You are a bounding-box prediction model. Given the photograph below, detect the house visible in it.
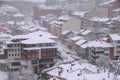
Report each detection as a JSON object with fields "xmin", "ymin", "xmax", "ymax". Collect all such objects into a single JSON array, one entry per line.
[
  {"xmin": 42, "ymin": 61, "xmax": 114, "ymax": 80},
  {"xmin": 81, "ymin": 39, "xmax": 114, "ymax": 63},
  {"xmin": 109, "ymin": 33, "xmax": 120, "ymax": 59},
  {"xmin": 78, "ymin": 28, "xmax": 96, "ymax": 40},
  {"xmin": 48, "ymin": 15, "xmax": 71, "ymax": 36},
  {"xmin": 0, "ymin": 33, "xmax": 12, "ymax": 59},
  {"xmin": 99, "ymin": 0, "xmax": 120, "ymax": 17},
  {"xmin": 61, "ymin": 17, "xmax": 81, "ymax": 32},
  {"xmin": 12, "ymin": 12, "xmax": 25, "ymax": 22},
  {"xmin": 90, "ymin": 17, "xmax": 110, "ymax": 27},
  {"xmin": 21, "ymin": 36, "xmax": 57, "ymax": 74},
  {"xmin": 33, "ymin": 4, "xmax": 62, "ymax": 20},
  {"xmin": 0, "ymin": 5, "xmax": 18, "ymax": 23},
  {"xmin": 49, "ymin": 24, "xmax": 62, "ymax": 37},
  {"xmin": 68, "ymin": 36, "xmax": 85, "ymax": 50},
  {"xmin": 0, "ymin": 59, "xmax": 8, "ymax": 71},
  {"xmin": 75, "ymin": 38, "xmax": 88, "ymax": 58},
  {"xmin": 60, "ymin": 30, "xmax": 75, "ymax": 46},
  {"xmin": 39, "ymin": 14, "xmax": 58, "ymax": 27},
  {"xmin": 3, "ymin": 31, "xmax": 58, "ymax": 74}
]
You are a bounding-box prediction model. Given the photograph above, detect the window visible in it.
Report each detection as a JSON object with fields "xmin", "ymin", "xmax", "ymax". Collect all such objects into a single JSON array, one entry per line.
[
  {"xmin": 117, "ymin": 51, "xmax": 120, "ymax": 53},
  {"xmin": 9, "ymin": 54, "xmax": 10, "ymax": 56},
  {"xmin": 11, "ymin": 62, "xmax": 20, "ymax": 66},
  {"xmin": 42, "ymin": 53, "xmax": 46, "ymax": 57},
  {"xmin": 117, "ymin": 41, "xmax": 120, "ymax": 43},
  {"xmin": 31, "ymin": 60, "xmax": 38, "ymax": 64},
  {"xmin": 117, "ymin": 46, "xmax": 120, "ymax": 48}
]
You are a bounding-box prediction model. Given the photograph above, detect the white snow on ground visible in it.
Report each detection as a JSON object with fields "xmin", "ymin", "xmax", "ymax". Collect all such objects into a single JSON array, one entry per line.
[
  {"xmin": 0, "ymin": 71, "xmax": 8, "ymax": 80},
  {"xmin": 57, "ymin": 43, "xmax": 77, "ymax": 62}
]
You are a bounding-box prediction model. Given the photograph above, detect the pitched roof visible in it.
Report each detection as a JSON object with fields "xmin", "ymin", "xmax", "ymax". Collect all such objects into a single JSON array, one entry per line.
[
  {"xmin": 81, "ymin": 40, "xmax": 113, "ymax": 48},
  {"xmin": 109, "ymin": 33, "xmax": 120, "ymax": 41}
]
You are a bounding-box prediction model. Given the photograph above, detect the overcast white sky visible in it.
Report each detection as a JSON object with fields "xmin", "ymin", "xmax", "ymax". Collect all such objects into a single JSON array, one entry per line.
[{"xmin": 0, "ymin": 0, "xmax": 46, "ymax": 3}]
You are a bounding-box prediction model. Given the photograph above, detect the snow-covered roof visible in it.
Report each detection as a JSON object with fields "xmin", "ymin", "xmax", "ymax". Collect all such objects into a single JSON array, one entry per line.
[
  {"xmin": 6, "ymin": 21, "xmax": 14, "ymax": 25},
  {"xmin": 28, "ymin": 27, "xmax": 39, "ymax": 32},
  {"xmin": 13, "ymin": 31, "xmax": 57, "ymax": 39},
  {"xmin": 99, "ymin": 0, "xmax": 116, "ymax": 6},
  {"xmin": 73, "ymin": 11, "xmax": 87, "ymax": 17},
  {"xmin": 61, "ymin": 30, "xmax": 73, "ymax": 35},
  {"xmin": 81, "ymin": 40, "xmax": 113, "ymax": 48},
  {"xmin": 111, "ymin": 16, "xmax": 120, "ymax": 21},
  {"xmin": 67, "ymin": 71, "xmax": 114, "ymax": 80},
  {"xmin": 90, "ymin": 17, "xmax": 109, "ymax": 22},
  {"xmin": 39, "ymin": 4, "xmax": 62, "ymax": 10},
  {"xmin": 50, "ymin": 20, "xmax": 64, "ymax": 25},
  {"xmin": 109, "ymin": 33, "xmax": 120, "ymax": 41},
  {"xmin": 75, "ymin": 39, "xmax": 87, "ymax": 45},
  {"xmin": 69, "ymin": 36, "xmax": 84, "ymax": 41},
  {"xmin": 13, "ymin": 13, "xmax": 25, "ymax": 17},
  {"xmin": 82, "ymin": 30, "xmax": 91, "ymax": 35},
  {"xmin": 21, "ymin": 36, "xmax": 55, "ymax": 44},
  {"xmin": 100, "ymin": 28, "xmax": 110, "ymax": 34},
  {"xmin": 113, "ymin": 8, "xmax": 120, "ymax": 12},
  {"xmin": 46, "ymin": 61, "xmax": 99, "ymax": 80},
  {"xmin": 23, "ymin": 46, "xmax": 57, "ymax": 50},
  {"xmin": 79, "ymin": 29, "xmax": 92, "ymax": 35},
  {"xmin": 17, "ymin": 21, "xmax": 26, "ymax": 26},
  {"xmin": 0, "ymin": 33, "xmax": 12, "ymax": 40},
  {"xmin": 0, "ymin": 5, "xmax": 18, "ymax": 13},
  {"xmin": 58, "ymin": 15, "xmax": 71, "ymax": 21}
]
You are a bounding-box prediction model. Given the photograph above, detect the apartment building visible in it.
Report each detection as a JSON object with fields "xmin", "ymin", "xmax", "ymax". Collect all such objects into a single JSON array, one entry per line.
[
  {"xmin": 81, "ymin": 40, "xmax": 113, "ymax": 63},
  {"xmin": 21, "ymin": 36, "xmax": 57, "ymax": 74},
  {"xmin": 109, "ymin": 33, "xmax": 120, "ymax": 59},
  {"xmin": 3, "ymin": 31, "xmax": 58, "ymax": 74}
]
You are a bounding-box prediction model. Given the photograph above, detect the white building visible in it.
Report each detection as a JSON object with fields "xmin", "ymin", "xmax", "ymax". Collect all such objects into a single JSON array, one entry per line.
[
  {"xmin": 109, "ymin": 33, "xmax": 120, "ymax": 59},
  {"xmin": 81, "ymin": 39, "xmax": 113, "ymax": 63}
]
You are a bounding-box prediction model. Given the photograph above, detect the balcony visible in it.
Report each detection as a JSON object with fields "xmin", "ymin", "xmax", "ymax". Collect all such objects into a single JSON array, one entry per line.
[
  {"xmin": 31, "ymin": 59, "xmax": 54, "ymax": 65},
  {"xmin": 92, "ymin": 50, "xmax": 104, "ymax": 54},
  {"xmin": 39, "ymin": 59, "xmax": 54, "ymax": 64}
]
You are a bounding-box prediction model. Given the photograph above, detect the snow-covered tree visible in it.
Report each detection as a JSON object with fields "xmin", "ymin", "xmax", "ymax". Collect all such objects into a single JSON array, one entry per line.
[{"xmin": 96, "ymin": 55, "xmax": 110, "ymax": 70}]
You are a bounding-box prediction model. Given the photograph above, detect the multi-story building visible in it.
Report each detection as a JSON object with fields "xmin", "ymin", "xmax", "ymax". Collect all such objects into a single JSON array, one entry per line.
[
  {"xmin": 4, "ymin": 31, "xmax": 58, "ymax": 74},
  {"xmin": 109, "ymin": 33, "xmax": 120, "ymax": 59},
  {"xmin": 33, "ymin": 4, "xmax": 62, "ymax": 20},
  {"xmin": 21, "ymin": 36, "xmax": 57, "ymax": 74},
  {"xmin": 81, "ymin": 40, "xmax": 114, "ymax": 63}
]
